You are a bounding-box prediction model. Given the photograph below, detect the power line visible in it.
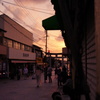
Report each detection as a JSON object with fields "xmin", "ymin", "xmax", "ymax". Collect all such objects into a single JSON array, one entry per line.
[
  {"xmin": 0, "ymin": 1, "xmax": 63, "ymax": 52},
  {"xmin": 15, "ymin": 0, "xmax": 42, "ymax": 34},
  {"xmin": 1, "ymin": 1, "xmax": 54, "ymax": 15},
  {"xmin": 2, "ymin": 0, "xmax": 47, "ymax": 40},
  {"xmin": 14, "ymin": 0, "xmax": 54, "ymax": 11},
  {"xmin": 0, "ymin": 4, "xmax": 46, "ymax": 43},
  {"xmin": 0, "ymin": 11, "xmax": 33, "ymax": 41}
]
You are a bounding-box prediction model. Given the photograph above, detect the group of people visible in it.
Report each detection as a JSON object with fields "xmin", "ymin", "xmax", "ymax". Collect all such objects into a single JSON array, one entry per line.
[
  {"xmin": 55, "ymin": 66, "xmax": 68, "ymax": 87},
  {"xmin": 16, "ymin": 66, "xmax": 28, "ymax": 80},
  {"xmin": 55, "ymin": 66, "xmax": 73, "ymax": 97},
  {"xmin": 44, "ymin": 65, "xmax": 52, "ymax": 83}
]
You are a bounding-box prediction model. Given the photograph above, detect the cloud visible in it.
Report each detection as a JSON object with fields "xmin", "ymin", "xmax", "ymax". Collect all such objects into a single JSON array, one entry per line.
[
  {"xmin": 18, "ymin": 0, "xmax": 47, "ymax": 4},
  {"xmin": 55, "ymin": 35, "xmax": 64, "ymax": 41}
]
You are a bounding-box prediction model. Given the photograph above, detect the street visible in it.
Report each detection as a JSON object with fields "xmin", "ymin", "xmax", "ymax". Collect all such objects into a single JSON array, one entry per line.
[{"xmin": 0, "ymin": 71, "xmax": 70, "ymax": 100}]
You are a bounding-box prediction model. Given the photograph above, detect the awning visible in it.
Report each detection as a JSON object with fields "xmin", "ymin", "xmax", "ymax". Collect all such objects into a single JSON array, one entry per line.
[
  {"xmin": 42, "ymin": 15, "xmax": 60, "ymax": 30},
  {"xmin": 11, "ymin": 60, "xmax": 36, "ymax": 63}
]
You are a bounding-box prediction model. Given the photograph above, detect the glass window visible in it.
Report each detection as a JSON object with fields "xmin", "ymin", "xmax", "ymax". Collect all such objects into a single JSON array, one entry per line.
[
  {"xmin": 0, "ymin": 36, "xmax": 3, "ymax": 44},
  {"xmin": 24, "ymin": 45, "xmax": 28, "ymax": 51},
  {"xmin": 3, "ymin": 38, "xmax": 7, "ymax": 46},
  {"xmin": 16, "ymin": 42, "xmax": 20, "ymax": 49},
  {"xmin": 8, "ymin": 39, "xmax": 12, "ymax": 48},
  {"xmin": 24, "ymin": 45, "xmax": 32, "ymax": 51},
  {"xmin": 13, "ymin": 42, "xmax": 20, "ymax": 49},
  {"xmin": 20, "ymin": 44, "xmax": 24, "ymax": 50}
]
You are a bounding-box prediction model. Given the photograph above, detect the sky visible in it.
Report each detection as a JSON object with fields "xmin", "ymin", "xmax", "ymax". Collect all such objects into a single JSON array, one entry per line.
[{"xmin": 0, "ymin": 0, "xmax": 65, "ymax": 53}]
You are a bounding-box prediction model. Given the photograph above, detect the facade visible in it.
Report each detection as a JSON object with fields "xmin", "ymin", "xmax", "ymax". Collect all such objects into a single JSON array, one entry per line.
[
  {"xmin": 0, "ymin": 14, "xmax": 36, "ymax": 78},
  {"xmin": 0, "ymin": 28, "xmax": 7, "ymax": 78},
  {"xmin": 32, "ymin": 45, "xmax": 43, "ymax": 65},
  {"xmin": 43, "ymin": 0, "xmax": 100, "ymax": 100}
]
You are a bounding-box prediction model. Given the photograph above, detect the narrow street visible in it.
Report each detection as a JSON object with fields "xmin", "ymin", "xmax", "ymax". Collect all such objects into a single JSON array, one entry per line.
[{"xmin": 0, "ymin": 70, "xmax": 70, "ymax": 100}]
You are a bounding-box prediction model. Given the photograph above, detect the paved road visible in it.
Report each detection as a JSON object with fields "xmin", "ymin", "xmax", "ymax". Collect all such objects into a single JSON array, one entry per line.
[{"xmin": 0, "ymin": 71, "xmax": 70, "ymax": 100}]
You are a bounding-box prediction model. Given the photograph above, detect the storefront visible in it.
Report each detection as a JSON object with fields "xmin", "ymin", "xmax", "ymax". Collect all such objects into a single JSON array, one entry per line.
[
  {"xmin": 8, "ymin": 48, "xmax": 36, "ymax": 79},
  {"xmin": 0, "ymin": 28, "xmax": 7, "ymax": 78}
]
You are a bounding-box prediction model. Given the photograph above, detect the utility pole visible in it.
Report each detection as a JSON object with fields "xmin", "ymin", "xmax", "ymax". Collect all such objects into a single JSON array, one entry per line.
[{"xmin": 45, "ymin": 30, "xmax": 48, "ymax": 54}]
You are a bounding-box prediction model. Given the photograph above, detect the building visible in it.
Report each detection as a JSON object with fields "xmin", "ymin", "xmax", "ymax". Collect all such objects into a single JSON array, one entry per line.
[
  {"xmin": 0, "ymin": 28, "xmax": 7, "ymax": 78},
  {"xmin": 0, "ymin": 14, "xmax": 36, "ymax": 78},
  {"xmin": 32, "ymin": 45, "xmax": 43, "ymax": 66},
  {"xmin": 43, "ymin": 0, "xmax": 100, "ymax": 100}
]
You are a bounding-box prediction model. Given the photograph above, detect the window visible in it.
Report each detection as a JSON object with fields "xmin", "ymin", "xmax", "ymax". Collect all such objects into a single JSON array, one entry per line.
[
  {"xmin": 20, "ymin": 44, "xmax": 24, "ymax": 50},
  {"xmin": 8, "ymin": 39, "xmax": 12, "ymax": 48},
  {"xmin": 13, "ymin": 41, "xmax": 20, "ymax": 49},
  {"xmin": 0, "ymin": 36, "xmax": 3, "ymax": 44},
  {"xmin": 16, "ymin": 42, "xmax": 20, "ymax": 49},
  {"xmin": 3, "ymin": 38, "xmax": 7, "ymax": 46},
  {"xmin": 24, "ymin": 45, "xmax": 32, "ymax": 51}
]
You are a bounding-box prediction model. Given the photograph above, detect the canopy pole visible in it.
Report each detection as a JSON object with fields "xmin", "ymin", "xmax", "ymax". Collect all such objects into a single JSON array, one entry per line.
[{"xmin": 45, "ymin": 30, "xmax": 48, "ymax": 54}]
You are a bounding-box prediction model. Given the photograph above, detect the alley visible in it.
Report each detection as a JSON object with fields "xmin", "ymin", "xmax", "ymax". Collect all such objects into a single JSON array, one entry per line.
[{"xmin": 0, "ymin": 70, "xmax": 70, "ymax": 100}]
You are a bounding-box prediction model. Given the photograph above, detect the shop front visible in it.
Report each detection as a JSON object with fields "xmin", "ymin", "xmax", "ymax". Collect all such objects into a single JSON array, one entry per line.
[
  {"xmin": 0, "ymin": 45, "xmax": 8, "ymax": 78},
  {"xmin": 8, "ymin": 48, "xmax": 36, "ymax": 79}
]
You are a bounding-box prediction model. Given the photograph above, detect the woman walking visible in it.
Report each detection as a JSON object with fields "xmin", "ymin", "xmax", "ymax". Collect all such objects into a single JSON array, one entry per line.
[{"xmin": 35, "ymin": 65, "xmax": 42, "ymax": 87}]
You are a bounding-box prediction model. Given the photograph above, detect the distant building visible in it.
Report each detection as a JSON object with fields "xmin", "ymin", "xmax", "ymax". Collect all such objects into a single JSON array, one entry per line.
[
  {"xmin": 0, "ymin": 14, "xmax": 36, "ymax": 78},
  {"xmin": 32, "ymin": 45, "xmax": 43, "ymax": 65}
]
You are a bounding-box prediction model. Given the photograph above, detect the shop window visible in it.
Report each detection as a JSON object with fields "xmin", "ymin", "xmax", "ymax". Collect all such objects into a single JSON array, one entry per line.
[
  {"xmin": 16, "ymin": 42, "xmax": 20, "ymax": 49},
  {"xmin": 20, "ymin": 44, "xmax": 24, "ymax": 50},
  {"xmin": 29, "ymin": 47, "xmax": 32, "ymax": 52},
  {"xmin": 8, "ymin": 39, "xmax": 12, "ymax": 48},
  {"xmin": 0, "ymin": 36, "xmax": 3, "ymax": 44},
  {"xmin": 3, "ymin": 38, "xmax": 7, "ymax": 46},
  {"xmin": 24, "ymin": 45, "xmax": 32, "ymax": 51},
  {"xmin": 13, "ymin": 41, "xmax": 20, "ymax": 49}
]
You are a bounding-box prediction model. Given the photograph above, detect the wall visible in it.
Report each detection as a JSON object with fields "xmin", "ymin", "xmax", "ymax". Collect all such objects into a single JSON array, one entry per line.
[
  {"xmin": 82, "ymin": 0, "xmax": 97, "ymax": 100},
  {"xmin": 9, "ymin": 48, "xmax": 36, "ymax": 60},
  {"xmin": 94, "ymin": 0, "xmax": 100, "ymax": 99},
  {"xmin": 0, "ymin": 14, "xmax": 33, "ymax": 46}
]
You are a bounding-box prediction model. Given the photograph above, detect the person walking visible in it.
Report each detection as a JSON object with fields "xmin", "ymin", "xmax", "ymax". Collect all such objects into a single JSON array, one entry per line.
[
  {"xmin": 61, "ymin": 66, "xmax": 68, "ymax": 84},
  {"xmin": 35, "ymin": 65, "xmax": 42, "ymax": 87},
  {"xmin": 16, "ymin": 66, "xmax": 21, "ymax": 80},
  {"xmin": 54, "ymin": 67, "xmax": 58, "ymax": 78},
  {"xmin": 23, "ymin": 66, "xmax": 28, "ymax": 80},
  {"xmin": 47, "ymin": 66, "xmax": 52, "ymax": 83},
  {"xmin": 57, "ymin": 67, "xmax": 62, "ymax": 87},
  {"xmin": 43, "ymin": 65, "xmax": 48, "ymax": 83}
]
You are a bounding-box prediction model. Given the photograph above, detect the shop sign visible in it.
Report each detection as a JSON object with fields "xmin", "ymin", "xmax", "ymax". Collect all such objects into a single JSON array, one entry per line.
[
  {"xmin": 36, "ymin": 57, "xmax": 43, "ymax": 63},
  {"xmin": 23, "ymin": 53, "xmax": 29, "ymax": 57}
]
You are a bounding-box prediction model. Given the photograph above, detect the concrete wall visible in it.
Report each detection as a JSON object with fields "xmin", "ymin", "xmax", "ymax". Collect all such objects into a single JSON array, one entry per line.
[
  {"xmin": 0, "ymin": 14, "xmax": 33, "ymax": 46},
  {"xmin": 9, "ymin": 48, "xmax": 36, "ymax": 60}
]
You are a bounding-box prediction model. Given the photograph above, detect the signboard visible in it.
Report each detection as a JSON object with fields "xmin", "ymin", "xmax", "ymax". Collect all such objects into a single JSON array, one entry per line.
[
  {"xmin": 9, "ymin": 48, "xmax": 36, "ymax": 60},
  {"xmin": 36, "ymin": 57, "xmax": 43, "ymax": 63}
]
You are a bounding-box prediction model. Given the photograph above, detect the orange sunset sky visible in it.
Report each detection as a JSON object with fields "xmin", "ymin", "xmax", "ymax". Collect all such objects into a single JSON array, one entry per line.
[{"xmin": 0, "ymin": 0, "xmax": 66, "ymax": 53}]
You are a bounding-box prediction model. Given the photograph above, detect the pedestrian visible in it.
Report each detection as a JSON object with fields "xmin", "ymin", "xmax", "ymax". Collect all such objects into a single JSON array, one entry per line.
[
  {"xmin": 35, "ymin": 65, "xmax": 42, "ymax": 87},
  {"xmin": 47, "ymin": 66, "xmax": 52, "ymax": 83},
  {"xmin": 16, "ymin": 66, "xmax": 21, "ymax": 80},
  {"xmin": 57, "ymin": 67, "xmax": 62, "ymax": 87},
  {"xmin": 54, "ymin": 67, "xmax": 58, "ymax": 78},
  {"xmin": 23, "ymin": 66, "xmax": 28, "ymax": 80},
  {"xmin": 61, "ymin": 66, "xmax": 68, "ymax": 84},
  {"xmin": 43, "ymin": 65, "xmax": 48, "ymax": 83}
]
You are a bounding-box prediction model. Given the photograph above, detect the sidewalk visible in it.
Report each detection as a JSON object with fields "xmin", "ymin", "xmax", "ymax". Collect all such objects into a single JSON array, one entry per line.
[{"xmin": 0, "ymin": 71, "xmax": 70, "ymax": 100}]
